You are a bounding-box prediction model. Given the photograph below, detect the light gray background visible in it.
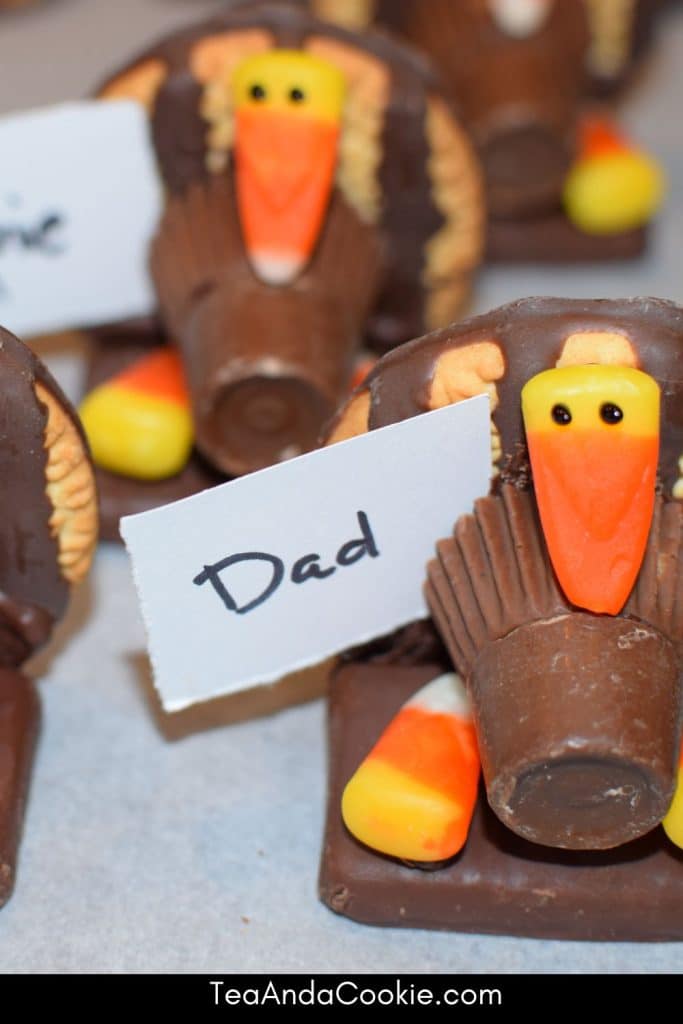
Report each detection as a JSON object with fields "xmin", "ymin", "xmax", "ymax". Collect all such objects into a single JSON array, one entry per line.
[{"xmin": 0, "ymin": 0, "xmax": 681, "ymax": 974}]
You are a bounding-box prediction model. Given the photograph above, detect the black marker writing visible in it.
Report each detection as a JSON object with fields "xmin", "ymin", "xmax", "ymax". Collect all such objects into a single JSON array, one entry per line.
[
  {"xmin": 193, "ymin": 511, "xmax": 379, "ymax": 615},
  {"xmin": 0, "ymin": 211, "xmax": 66, "ymax": 256},
  {"xmin": 0, "ymin": 203, "xmax": 67, "ymax": 297},
  {"xmin": 193, "ymin": 552, "xmax": 284, "ymax": 615}
]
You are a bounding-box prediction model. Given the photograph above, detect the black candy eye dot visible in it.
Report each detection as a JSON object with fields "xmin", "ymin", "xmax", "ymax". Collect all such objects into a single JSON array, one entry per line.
[
  {"xmin": 249, "ymin": 83, "xmax": 266, "ymax": 101},
  {"xmin": 289, "ymin": 86, "xmax": 306, "ymax": 103},
  {"xmin": 551, "ymin": 403, "xmax": 572, "ymax": 426},
  {"xmin": 600, "ymin": 402, "xmax": 624, "ymax": 425}
]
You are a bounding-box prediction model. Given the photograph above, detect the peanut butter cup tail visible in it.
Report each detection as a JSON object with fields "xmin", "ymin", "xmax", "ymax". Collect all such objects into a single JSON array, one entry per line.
[
  {"xmin": 0, "ymin": 671, "xmax": 39, "ymax": 909},
  {"xmin": 426, "ymin": 486, "xmax": 683, "ymax": 851},
  {"xmin": 151, "ymin": 176, "xmax": 381, "ymax": 477}
]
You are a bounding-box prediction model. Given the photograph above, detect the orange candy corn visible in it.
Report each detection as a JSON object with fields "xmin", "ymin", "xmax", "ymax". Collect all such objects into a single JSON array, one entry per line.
[
  {"xmin": 578, "ymin": 115, "xmax": 632, "ymax": 160},
  {"xmin": 342, "ymin": 672, "xmax": 480, "ymax": 862},
  {"xmin": 231, "ymin": 51, "xmax": 345, "ymax": 284},
  {"xmin": 79, "ymin": 348, "xmax": 194, "ymax": 481},
  {"xmin": 522, "ymin": 365, "xmax": 660, "ymax": 615}
]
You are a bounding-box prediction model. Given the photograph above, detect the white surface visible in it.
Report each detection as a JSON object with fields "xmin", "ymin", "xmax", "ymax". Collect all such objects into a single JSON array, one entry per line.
[
  {"xmin": 0, "ymin": 101, "xmax": 161, "ymax": 335},
  {"xmin": 0, "ymin": 0, "xmax": 682, "ymax": 975},
  {"xmin": 122, "ymin": 397, "xmax": 490, "ymax": 710}
]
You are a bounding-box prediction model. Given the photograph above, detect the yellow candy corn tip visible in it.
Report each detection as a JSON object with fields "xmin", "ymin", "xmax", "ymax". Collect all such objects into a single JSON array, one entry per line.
[
  {"xmin": 232, "ymin": 49, "xmax": 346, "ymax": 122},
  {"xmin": 341, "ymin": 759, "xmax": 467, "ymax": 863},
  {"xmin": 563, "ymin": 150, "xmax": 665, "ymax": 235},
  {"xmin": 521, "ymin": 364, "xmax": 660, "ymax": 437},
  {"xmin": 79, "ymin": 384, "xmax": 193, "ymax": 481},
  {"xmin": 663, "ymin": 768, "xmax": 683, "ymax": 851}
]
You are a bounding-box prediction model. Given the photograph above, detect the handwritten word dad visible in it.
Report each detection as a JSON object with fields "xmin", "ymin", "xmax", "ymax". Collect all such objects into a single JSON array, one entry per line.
[{"xmin": 193, "ymin": 510, "xmax": 379, "ymax": 615}]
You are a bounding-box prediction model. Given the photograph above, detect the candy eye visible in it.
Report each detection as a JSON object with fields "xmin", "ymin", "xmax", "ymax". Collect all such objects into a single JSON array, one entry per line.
[
  {"xmin": 289, "ymin": 86, "xmax": 306, "ymax": 103},
  {"xmin": 551, "ymin": 404, "xmax": 572, "ymax": 426},
  {"xmin": 249, "ymin": 83, "xmax": 266, "ymax": 101},
  {"xmin": 600, "ymin": 402, "xmax": 624, "ymax": 425}
]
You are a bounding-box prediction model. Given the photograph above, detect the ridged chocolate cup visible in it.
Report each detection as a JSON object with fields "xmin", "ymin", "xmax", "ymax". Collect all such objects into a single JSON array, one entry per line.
[
  {"xmin": 426, "ymin": 486, "xmax": 683, "ymax": 851},
  {"xmin": 375, "ymin": 0, "xmax": 588, "ymax": 217},
  {"xmin": 471, "ymin": 614, "xmax": 681, "ymax": 850},
  {"xmin": 181, "ymin": 283, "xmax": 353, "ymax": 476},
  {"xmin": 151, "ymin": 177, "xmax": 381, "ymax": 476}
]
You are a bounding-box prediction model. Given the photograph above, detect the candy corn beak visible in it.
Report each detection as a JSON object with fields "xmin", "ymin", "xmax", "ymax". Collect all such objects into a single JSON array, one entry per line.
[
  {"xmin": 488, "ymin": 0, "xmax": 553, "ymax": 38},
  {"xmin": 342, "ymin": 673, "xmax": 479, "ymax": 862},
  {"xmin": 231, "ymin": 50, "xmax": 346, "ymax": 285},
  {"xmin": 522, "ymin": 365, "xmax": 660, "ymax": 615}
]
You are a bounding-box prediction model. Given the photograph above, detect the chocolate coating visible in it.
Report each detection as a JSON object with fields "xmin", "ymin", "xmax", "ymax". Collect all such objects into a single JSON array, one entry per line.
[
  {"xmin": 0, "ymin": 328, "xmax": 96, "ymax": 912},
  {"xmin": 152, "ymin": 179, "xmax": 381, "ymax": 475},
  {"xmin": 100, "ymin": 0, "xmax": 481, "ymax": 355},
  {"xmin": 586, "ymin": 0, "xmax": 665, "ymax": 95},
  {"xmin": 95, "ymin": 460, "xmax": 221, "ymax": 543},
  {"xmin": 374, "ymin": 0, "xmax": 588, "ymax": 218},
  {"xmin": 111, "ymin": 1, "xmax": 454, "ymax": 470},
  {"xmin": 331, "ymin": 298, "xmax": 683, "ymax": 851},
  {"xmin": 370, "ymin": 59, "xmax": 443, "ymax": 349},
  {"xmin": 486, "ymin": 214, "xmax": 647, "ymax": 263},
  {"xmin": 0, "ymin": 325, "xmax": 79, "ymax": 652},
  {"xmin": 95, "ymin": 2, "xmax": 486, "ymax": 480},
  {"xmin": 0, "ymin": 669, "xmax": 39, "ymax": 909},
  {"xmin": 342, "ymin": 297, "xmax": 683, "ymax": 498},
  {"xmin": 426, "ymin": 486, "xmax": 683, "ymax": 849},
  {"xmin": 472, "ymin": 615, "xmax": 681, "ymax": 849},
  {"xmin": 320, "ymin": 661, "xmax": 683, "ymax": 939},
  {"xmin": 356, "ymin": 0, "xmax": 664, "ymax": 260}
]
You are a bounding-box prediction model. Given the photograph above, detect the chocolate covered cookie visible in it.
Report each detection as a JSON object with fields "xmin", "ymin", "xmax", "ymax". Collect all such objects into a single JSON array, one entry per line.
[{"xmin": 0, "ymin": 325, "xmax": 97, "ymax": 908}]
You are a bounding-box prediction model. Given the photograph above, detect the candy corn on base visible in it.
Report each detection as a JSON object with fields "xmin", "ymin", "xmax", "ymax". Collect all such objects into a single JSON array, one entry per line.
[
  {"xmin": 321, "ymin": 662, "xmax": 683, "ymax": 940},
  {"xmin": 80, "ymin": 348, "xmax": 193, "ymax": 481},
  {"xmin": 342, "ymin": 673, "xmax": 479, "ymax": 861}
]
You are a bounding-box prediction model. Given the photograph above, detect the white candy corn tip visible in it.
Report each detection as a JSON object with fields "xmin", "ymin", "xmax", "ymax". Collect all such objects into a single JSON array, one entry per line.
[
  {"xmin": 406, "ymin": 672, "xmax": 472, "ymax": 720},
  {"xmin": 488, "ymin": 0, "xmax": 552, "ymax": 37},
  {"xmin": 250, "ymin": 250, "xmax": 306, "ymax": 285}
]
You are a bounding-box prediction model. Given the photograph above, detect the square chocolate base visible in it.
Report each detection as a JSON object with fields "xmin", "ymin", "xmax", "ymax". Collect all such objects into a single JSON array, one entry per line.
[
  {"xmin": 319, "ymin": 662, "xmax": 683, "ymax": 940},
  {"xmin": 95, "ymin": 458, "xmax": 223, "ymax": 543},
  {"xmin": 486, "ymin": 215, "xmax": 647, "ymax": 263},
  {"xmin": 0, "ymin": 672, "xmax": 40, "ymax": 910}
]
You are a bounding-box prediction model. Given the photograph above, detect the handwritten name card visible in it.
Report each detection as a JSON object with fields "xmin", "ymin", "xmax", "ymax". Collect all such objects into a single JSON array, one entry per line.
[
  {"xmin": 121, "ymin": 395, "xmax": 491, "ymax": 711},
  {"xmin": 0, "ymin": 101, "xmax": 161, "ymax": 336}
]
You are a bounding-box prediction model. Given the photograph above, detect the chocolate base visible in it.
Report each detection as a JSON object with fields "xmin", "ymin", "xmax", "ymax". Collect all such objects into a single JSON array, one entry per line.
[
  {"xmin": 0, "ymin": 670, "xmax": 39, "ymax": 909},
  {"xmin": 486, "ymin": 214, "xmax": 647, "ymax": 263},
  {"xmin": 319, "ymin": 661, "xmax": 683, "ymax": 940},
  {"xmin": 95, "ymin": 458, "xmax": 223, "ymax": 543}
]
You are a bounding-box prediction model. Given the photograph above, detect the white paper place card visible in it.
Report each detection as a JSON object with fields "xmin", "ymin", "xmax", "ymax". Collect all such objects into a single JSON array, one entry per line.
[
  {"xmin": 121, "ymin": 395, "xmax": 491, "ymax": 711},
  {"xmin": 0, "ymin": 101, "xmax": 161, "ymax": 336}
]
